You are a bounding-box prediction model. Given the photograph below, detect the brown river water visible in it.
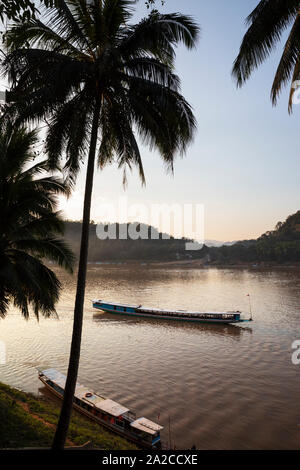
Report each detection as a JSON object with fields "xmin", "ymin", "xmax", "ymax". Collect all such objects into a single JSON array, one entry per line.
[{"xmin": 0, "ymin": 266, "xmax": 300, "ymax": 449}]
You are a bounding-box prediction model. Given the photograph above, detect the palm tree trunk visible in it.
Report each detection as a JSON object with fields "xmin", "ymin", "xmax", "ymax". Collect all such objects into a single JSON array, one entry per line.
[{"xmin": 52, "ymin": 99, "xmax": 101, "ymax": 450}]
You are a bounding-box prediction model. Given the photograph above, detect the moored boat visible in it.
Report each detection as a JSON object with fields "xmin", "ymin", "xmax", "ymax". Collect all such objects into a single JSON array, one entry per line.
[
  {"xmin": 38, "ymin": 369, "xmax": 163, "ymax": 449},
  {"xmin": 92, "ymin": 300, "xmax": 252, "ymax": 324}
]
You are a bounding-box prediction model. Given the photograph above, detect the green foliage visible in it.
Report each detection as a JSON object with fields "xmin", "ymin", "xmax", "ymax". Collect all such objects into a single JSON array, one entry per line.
[
  {"xmin": 0, "ymin": 382, "xmax": 54, "ymax": 448},
  {"xmin": 0, "ymin": 381, "xmax": 137, "ymax": 449},
  {"xmin": 0, "ymin": 123, "xmax": 75, "ymax": 318},
  {"xmin": 233, "ymin": 0, "xmax": 300, "ymax": 111}
]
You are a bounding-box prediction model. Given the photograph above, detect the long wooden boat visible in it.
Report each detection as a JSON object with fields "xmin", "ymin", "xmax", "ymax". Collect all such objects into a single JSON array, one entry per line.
[
  {"xmin": 92, "ymin": 300, "xmax": 252, "ymax": 324},
  {"xmin": 38, "ymin": 369, "xmax": 163, "ymax": 449}
]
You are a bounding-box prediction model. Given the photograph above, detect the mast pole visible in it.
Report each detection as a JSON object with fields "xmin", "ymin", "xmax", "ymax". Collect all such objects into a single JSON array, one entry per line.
[
  {"xmin": 168, "ymin": 415, "xmax": 172, "ymax": 449},
  {"xmin": 247, "ymin": 294, "xmax": 253, "ymax": 321}
]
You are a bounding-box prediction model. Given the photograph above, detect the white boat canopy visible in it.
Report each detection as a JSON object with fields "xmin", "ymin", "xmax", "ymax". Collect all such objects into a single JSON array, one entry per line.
[
  {"xmin": 42, "ymin": 369, "xmax": 129, "ymax": 417},
  {"xmin": 131, "ymin": 417, "xmax": 163, "ymax": 435},
  {"xmin": 42, "ymin": 369, "xmax": 68, "ymax": 388},
  {"xmin": 95, "ymin": 398, "xmax": 129, "ymax": 417}
]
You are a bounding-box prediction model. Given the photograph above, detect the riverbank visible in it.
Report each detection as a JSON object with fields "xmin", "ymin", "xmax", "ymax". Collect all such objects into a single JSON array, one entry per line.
[
  {"xmin": 86, "ymin": 259, "xmax": 300, "ymax": 269},
  {"xmin": 0, "ymin": 381, "xmax": 137, "ymax": 449}
]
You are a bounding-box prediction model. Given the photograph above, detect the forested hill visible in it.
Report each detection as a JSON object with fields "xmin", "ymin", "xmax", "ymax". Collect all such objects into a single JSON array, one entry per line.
[
  {"xmin": 64, "ymin": 221, "xmax": 195, "ymax": 262},
  {"xmin": 63, "ymin": 211, "xmax": 300, "ymax": 264},
  {"xmin": 207, "ymin": 211, "xmax": 300, "ymax": 265},
  {"xmin": 260, "ymin": 211, "xmax": 300, "ymax": 241}
]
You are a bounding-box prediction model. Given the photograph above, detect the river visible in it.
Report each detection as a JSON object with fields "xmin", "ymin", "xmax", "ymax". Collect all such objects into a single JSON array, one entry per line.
[{"xmin": 0, "ymin": 266, "xmax": 299, "ymax": 449}]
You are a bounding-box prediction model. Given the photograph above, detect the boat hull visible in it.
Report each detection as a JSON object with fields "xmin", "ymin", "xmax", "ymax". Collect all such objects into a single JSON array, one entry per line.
[
  {"xmin": 38, "ymin": 375, "xmax": 158, "ymax": 449},
  {"xmin": 93, "ymin": 304, "xmax": 248, "ymax": 324}
]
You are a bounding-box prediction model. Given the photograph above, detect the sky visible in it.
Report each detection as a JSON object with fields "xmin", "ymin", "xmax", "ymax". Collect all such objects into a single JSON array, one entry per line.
[{"xmin": 4, "ymin": 0, "xmax": 300, "ymax": 241}]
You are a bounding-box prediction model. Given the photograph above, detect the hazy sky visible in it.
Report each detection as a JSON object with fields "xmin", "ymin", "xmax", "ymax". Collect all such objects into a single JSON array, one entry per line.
[{"xmin": 6, "ymin": 1, "xmax": 300, "ymax": 241}]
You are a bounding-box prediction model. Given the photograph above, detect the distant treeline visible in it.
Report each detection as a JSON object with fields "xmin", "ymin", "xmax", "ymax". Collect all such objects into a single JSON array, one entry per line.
[
  {"xmin": 64, "ymin": 211, "xmax": 300, "ymax": 264},
  {"xmin": 64, "ymin": 221, "xmax": 196, "ymax": 262}
]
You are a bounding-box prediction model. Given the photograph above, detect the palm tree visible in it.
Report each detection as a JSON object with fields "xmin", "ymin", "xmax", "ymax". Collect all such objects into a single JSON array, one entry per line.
[
  {"xmin": 3, "ymin": 0, "xmax": 199, "ymax": 448},
  {"xmin": 232, "ymin": 0, "xmax": 300, "ymax": 111},
  {"xmin": 0, "ymin": 122, "xmax": 74, "ymax": 318}
]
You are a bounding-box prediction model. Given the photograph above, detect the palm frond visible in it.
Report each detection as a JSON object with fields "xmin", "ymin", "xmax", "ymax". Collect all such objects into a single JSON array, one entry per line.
[
  {"xmin": 3, "ymin": 48, "xmax": 90, "ymax": 126},
  {"xmin": 45, "ymin": 87, "xmax": 93, "ymax": 182},
  {"xmin": 11, "ymin": 238, "xmax": 75, "ymax": 273},
  {"xmin": 233, "ymin": 0, "xmax": 299, "ymax": 86},
  {"xmin": 123, "ymin": 57, "xmax": 180, "ymax": 91},
  {"xmin": 0, "ymin": 123, "xmax": 75, "ymax": 318},
  {"xmin": 119, "ymin": 12, "xmax": 199, "ymax": 64},
  {"xmin": 126, "ymin": 77, "xmax": 196, "ymax": 166},
  {"xmin": 102, "ymin": 0, "xmax": 135, "ymax": 37},
  {"xmin": 14, "ymin": 212, "xmax": 66, "ymax": 239},
  {"xmin": 9, "ymin": 250, "xmax": 61, "ymax": 319},
  {"xmin": 45, "ymin": 0, "xmax": 93, "ymax": 52},
  {"xmin": 6, "ymin": 17, "xmax": 89, "ymax": 59},
  {"xmin": 99, "ymin": 98, "xmax": 146, "ymax": 185},
  {"xmin": 271, "ymin": 12, "xmax": 300, "ymax": 108}
]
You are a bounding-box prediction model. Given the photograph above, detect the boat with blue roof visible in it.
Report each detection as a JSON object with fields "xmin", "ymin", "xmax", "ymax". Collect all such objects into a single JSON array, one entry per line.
[{"xmin": 92, "ymin": 300, "xmax": 253, "ymax": 324}]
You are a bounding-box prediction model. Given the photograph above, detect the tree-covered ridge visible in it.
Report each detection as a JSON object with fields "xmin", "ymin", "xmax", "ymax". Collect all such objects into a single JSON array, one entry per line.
[
  {"xmin": 64, "ymin": 221, "xmax": 193, "ymax": 262},
  {"xmin": 260, "ymin": 211, "xmax": 300, "ymax": 241},
  {"xmin": 208, "ymin": 211, "xmax": 300, "ymax": 265},
  {"xmin": 254, "ymin": 210, "xmax": 300, "ymax": 263},
  {"xmin": 64, "ymin": 211, "xmax": 300, "ymax": 264}
]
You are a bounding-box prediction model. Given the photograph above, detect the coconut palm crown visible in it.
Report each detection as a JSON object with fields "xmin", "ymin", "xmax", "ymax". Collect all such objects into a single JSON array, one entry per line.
[
  {"xmin": 232, "ymin": 0, "xmax": 300, "ymax": 111},
  {"xmin": 0, "ymin": 122, "xmax": 74, "ymax": 318},
  {"xmin": 3, "ymin": 0, "xmax": 199, "ymax": 181}
]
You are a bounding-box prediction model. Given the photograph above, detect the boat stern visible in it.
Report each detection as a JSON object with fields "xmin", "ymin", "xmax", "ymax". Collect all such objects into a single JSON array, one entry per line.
[{"xmin": 130, "ymin": 417, "xmax": 163, "ymax": 448}]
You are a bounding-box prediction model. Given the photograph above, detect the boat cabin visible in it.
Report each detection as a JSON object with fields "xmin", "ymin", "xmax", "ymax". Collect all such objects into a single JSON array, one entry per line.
[
  {"xmin": 39, "ymin": 369, "xmax": 163, "ymax": 448},
  {"xmin": 93, "ymin": 301, "xmax": 139, "ymax": 314},
  {"xmin": 130, "ymin": 417, "xmax": 163, "ymax": 446}
]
